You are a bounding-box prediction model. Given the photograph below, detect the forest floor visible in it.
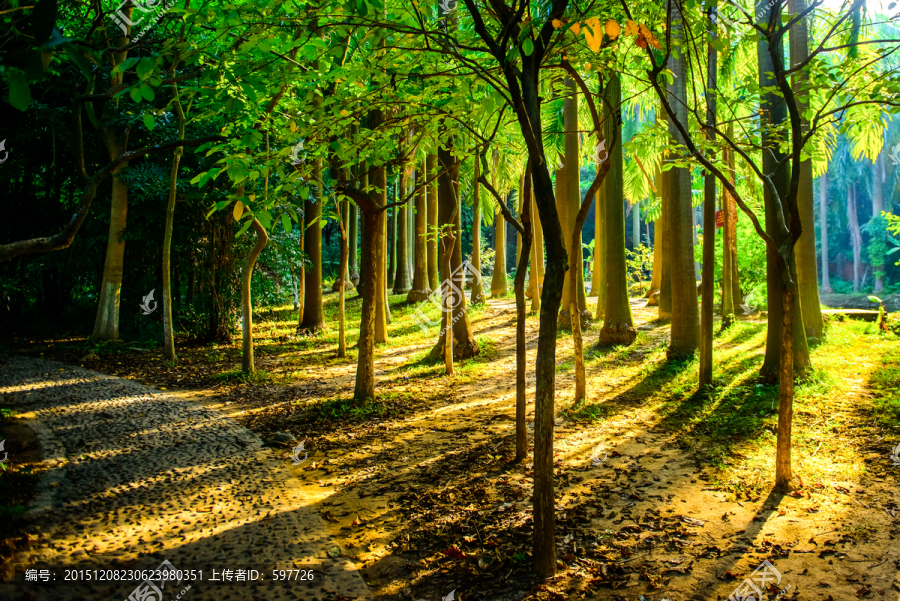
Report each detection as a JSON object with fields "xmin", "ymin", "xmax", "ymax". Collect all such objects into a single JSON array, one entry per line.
[{"xmin": 1, "ymin": 289, "xmax": 899, "ymax": 601}]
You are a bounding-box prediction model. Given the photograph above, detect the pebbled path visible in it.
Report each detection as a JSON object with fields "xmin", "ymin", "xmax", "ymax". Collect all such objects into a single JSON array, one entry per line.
[{"xmin": 0, "ymin": 356, "xmax": 371, "ymax": 601}]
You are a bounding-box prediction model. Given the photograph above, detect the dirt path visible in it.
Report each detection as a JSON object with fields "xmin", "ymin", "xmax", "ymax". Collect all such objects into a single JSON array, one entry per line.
[{"xmin": 0, "ymin": 356, "xmax": 371, "ymax": 601}]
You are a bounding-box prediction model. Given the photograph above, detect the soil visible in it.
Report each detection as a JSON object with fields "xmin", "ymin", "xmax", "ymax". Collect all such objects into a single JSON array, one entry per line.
[{"xmin": 3, "ymin": 296, "xmax": 899, "ymax": 601}]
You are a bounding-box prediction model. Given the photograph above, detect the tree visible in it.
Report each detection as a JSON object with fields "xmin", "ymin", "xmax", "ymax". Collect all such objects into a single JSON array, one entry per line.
[
  {"xmin": 820, "ymin": 170, "xmax": 832, "ymax": 293},
  {"xmin": 408, "ymin": 161, "xmax": 432, "ymax": 303},
  {"xmin": 470, "ymin": 157, "xmax": 486, "ymax": 304}
]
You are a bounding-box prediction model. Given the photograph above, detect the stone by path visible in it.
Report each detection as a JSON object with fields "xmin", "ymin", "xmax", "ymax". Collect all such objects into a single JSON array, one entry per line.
[{"xmin": 0, "ymin": 356, "xmax": 371, "ymax": 601}]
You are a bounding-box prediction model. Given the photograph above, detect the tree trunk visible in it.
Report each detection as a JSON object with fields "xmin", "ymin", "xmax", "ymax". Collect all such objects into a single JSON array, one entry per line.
[
  {"xmin": 242, "ymin": 218, "xmax": 268, "ymax": 373},
  {"xmin": 758, "ymin": 0, "xmax": 811, "ymax": 380},
  {"xmin": 531, "ymin": 184, "xmax": 544, "ymax": 313},
  {"xmin": 354, "ymin": 205, "xmax": 380, "ymax": 400},
  {"xmin": 721, "ymin": 132, "xmax": 739, "ymax": 325},
  {"xmin": 92, "ymin": 167, "xmax": 128, "ymax": 340},
  {"xmin": 375, "ymin": 166, "xmax": 389, "ymax": 343},
  {"xmin": 491, "ymin": 197, "xmax": 509, "ymax": 297},
  {"xmin": 775, "ymin": 281, "xmax": 795, "ymax": 489},
  {"xmin": 557, "ymin": 76, "xmax": 588, "ymax": 327},
  {"xmin": 848, "ymin": 185, "xmax": 862, "ymax": 292},
  {"xmin": 471, "ymin": 157, "xmax": 486, "ymax": 304},
  {"xmin": 408, "ymin": 163, "xmax": 432, "ymax": 303},
  {"xmin": 388, "ymin": 200, "xmax": 396, "ymax": 289},
  {"xmin": 632, "ymin": 201, "xmax": 641, "ymax": 249},
  {"xmin": 871, "ymin": 155, "xmax": 885, "ymax": 293},
  {"xmin": 393, "ymin": 171, "xmax": 411, "ymax": 293},
  {"xmin": 820, "ymin": 171, "xmax": 832, "ymax": 293},
  {"xmin": 597, "ymin": 74, "xmax": 636, "ymax": 347},
  {"xmin": 349, "ymin": 199, "xmax": 359, "ymax": 286},
  {"xmin": 700, "ymin": 11, "xmax": 717, "ymax": 386},
  {"xmin": 657, "ymin": 106, "xmax": 672, "ymax": 321},
  {"xmin": 515, "ymin": 160, "xmax": 533, "ymax": 460},
  {"xmin": 789, "ymin": 0, "xmax": 824, "ymax": 339},
  {"xmin": 162, "ymin": 146, "xmax": 182, "ymax": 361},
  {"xmin": 647, "ymin": 163, "xmax": 663, "ymax": 302},
  {"xmin": 429, "ymin": 145, "xmax": 479, "ymax": 361},
  {"xmin": 427, "ymin": 154, "xmax": 439, "ymax": 292},
  {"xmin": 299, "ymin": 158, "xmax": 324, "ymax": 332},
  {"xmin": 666, "ymin": 5, "xmax": 700, "ymax": 358}
]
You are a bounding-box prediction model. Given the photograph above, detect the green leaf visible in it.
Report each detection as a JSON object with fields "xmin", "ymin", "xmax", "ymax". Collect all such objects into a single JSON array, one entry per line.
[
  {"xmin": 522, "ymin": 38, "xmax": 534, "ymax": 56},
  {"xmin": 868, "ymin": 296, "xmax": 882, "ymax": 304},
  {"xmin": 61, "ymin": 43, "xmax": 92, "ymax": 80},
  {"xmin": 142, "ymin": 113, "xmax": 155, "ymax": 131},
  {"xmin": 7, "ymin": 70, "xmax": 31, "ymax": 111},
  {"xmin": 136, "ymin": 57, "xmax": 156, "ymax": 80},
  {"xmin": 130, "ymin": 87, "xmax": 143, "ymax": 103},
  {"xmin": 140, "ymin": 84, "xmax": 155, "ymax": 101},
  {"xmin": 299, "ymin": 185, "xmax": 310, "ymax": 200},
  {"xmin": 227, "ymin": 162, "xmax": 248, "ymax": 183},
  {"xmin": 282, "ymin": 214, "xmax": 292, "ymax": 234},
  {"xmin": 235, "ymin": 218, "xmax": 254, "ymax": 238}
]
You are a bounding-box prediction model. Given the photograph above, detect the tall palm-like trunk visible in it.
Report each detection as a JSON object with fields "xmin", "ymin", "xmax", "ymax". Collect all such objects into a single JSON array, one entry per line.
[
  {"xmin": 427, "ymin": 154, "xmax": 439, "ymax": 291},
  {"xmin": 665, "ymin": 4, "xmax": 700, "ymax": 358},
  {"xmin": 515, "ymin": 160, "xmax": 533, "ymax": 459},
  {"xmin": 820, "ymin": 171, "xmax": 832, "ymax": 293},
  {"xmin": 871, "ymin": 154, "xmax": 885, "ymax": 293},
  {"xmin": 700, "ymin": 13, "xmax": 717, "ymax": 386},
  {"xmin": 721, "ymin": 124, "xmax": 740, "ymax": 325},
  {"xmin": 408, "ymin": 163, "xmax": 431, "ymax": 302},
  {"xmin": 241, "ymin": 218, "xmax": 268, "ymax": 373},
  {"xmin": 657, "ymin": 107, "xmax": 673, "ymax": 321},
  {"xmin": 848, "ymin": 185, "xmax": 862, "ymax": 292},
  {"xmin": 491, "ymin": 173, "xmax": 510, "ymax": 297},
  {"xmin": 557, "ymin": 77, "xmax": 588, "ymax": 326},
  {"xmin": 632, "ymin": 202, "xmax": 641, "ymax": 249},
  {"xmin": 299, "ymin": 158, "xmax": 325, "ymax": 332},
  {"xmin": 789, "ymin": 0, "xmax": 824, "ymax": 338},
  {"xmin": 470, "ymin": 158, "xmax": 486, "ymax": 304},
  {"xmin": 597, "ymin": 75, "xmax": 636, "ymax": 347},
  {"xmin": 388, "ymin": 201, "xmax": 396, "ymax": 288},
  {"xmin": 349, "ymin": 201, "xmax": 359, "ymax": 287}
]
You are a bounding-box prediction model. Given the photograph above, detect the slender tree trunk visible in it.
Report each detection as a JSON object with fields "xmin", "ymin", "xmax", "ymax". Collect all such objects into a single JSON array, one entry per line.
[
  {"xmin": 388, "ymin": 200, "xmax": 396, "ymax": 288},
  {"xmin": 375, "ymin": 166, "xmax": 388, "ymax": 343},
  {"xmin": 775, "ymin": 280, "xmax": 796, "ymax": 489},
  {"xmin": 598, "ymin": 75, "xmax": 636, "ymax": 347},
  {"xmin": 491, "ymin": 196, "xmax": 509, "ymax": 297},
  {"xmin": 872, "ymin": 155, "xmax": 885, "ymax": 293},
  {"xmin": 632, "ymin": 201, "xmax": 640, "ymax": 250},
  {"xmin": 299, "ymin": 158, "xmax": 325, "ymax": 332},
  {"xmin": 242, "ymin": 218, "xmax": 268, "ymax": 373},
  {"xmin": 442, "ymin": 233, "xmax": 455, "ymax": 376},
  {"xmin": 721, "ymin": 138, "xmax": 737, "ymax": 325},
  {"xmin": 758, "ymin": 0, "xmax": 811, "ymax": 380},
  {"xmin": 820, "ymin": 171, "xmax": 832, "ymax": 293},
  {"xmin": 528, "ymin": 182, "xmax": 544, "ymax": 313},
  {"xmin": 393, "ymin": 171, "xmax": 411, "ymax": 293},
  {"xmin": 349, "ymin": 199, "xmax": 359, "ymax": 286},
  {"xmin": 666, "ymin": 5, "xmax": 700, "ymax": 358},
  {"xmin": 408, "ymin": 163, "xmax": 431, "ymax": 302},
  {"xmin": 92, "ymin": 165, "xmax": 128, "ymax": 340},
  {"xmin": 700, "ymin": 11, "xmax": 717, "ymax": 386},
  {"xmin": 515, "ymin": 160, "xmax": 533, "ymax": 460},
  {"xmin": 647, "ymin": 164, "xmax": 663, "ymax": 302},
  {"xmin": 429, "ymin": 144, "xmax": 479, "ymax": 360},
  {"xmin": 557, "ymin": 76, "xmax": 588, "ymax": 327},
  {"xmin": 657, "ymin": 106, "xmax": 672, "ymax": 321},
  {"xmin": 789, "ymin": 0, "xmax": 824, "ymax": 338},
  {"xmin": 471, "ymin": 157, "xmax": 486, "ymax": 304},
  {"xmin": 848, "ymin": 185, "xmax": 862, "ymax": 292},
  {"xmin": 427, "ymin": 154, "xmax": 439, "ymax": 291}
]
